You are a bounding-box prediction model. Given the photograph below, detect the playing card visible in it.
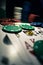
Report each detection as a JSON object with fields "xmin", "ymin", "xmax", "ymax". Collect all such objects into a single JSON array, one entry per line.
[
  {"xmin": 17, "ymin": 32, "xmax": 41, "ymax": 65},
  {"xmin": 0, "ymin": 24, "xmax": 41, "ymax": 65}
]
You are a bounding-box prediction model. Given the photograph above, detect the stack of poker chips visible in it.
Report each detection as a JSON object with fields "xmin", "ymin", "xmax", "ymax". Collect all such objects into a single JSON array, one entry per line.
[{"xmin": 14, "ymin": 7, "xmax": 22, "ymax": 20}]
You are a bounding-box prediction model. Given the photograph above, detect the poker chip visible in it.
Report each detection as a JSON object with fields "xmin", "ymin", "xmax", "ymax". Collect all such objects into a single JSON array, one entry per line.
[
  {"xmin": 33, "ymin": 40, "xmax": 43, "ymax": 60},
  {"xmin": 2, "ymin": 25, "xmax": 22, "ymax": 33},
  {"xmin": 20, "ymin": 24, "xmax": 35, "ymax": 30},
  {"xmin": 30, "ymin": 22, "xmax": 41, "ymax": 27},
  {"xmin": 1, "ymin": 57, "xmax": 9, "ymax": 65},
  {"xmin": 41, "ymin": 23, "xmax": 43, "ymax": 28}
]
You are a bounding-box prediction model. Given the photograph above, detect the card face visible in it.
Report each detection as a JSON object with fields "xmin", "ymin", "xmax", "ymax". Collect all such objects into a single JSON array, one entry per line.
[
  {"xmin": 18, "ymin": 32, "xmax": 33, "ymax": 56},
  {"xmin": 18, "ymin": 32, "xmax": 41, "ymax": 65},
  {"xmin": 0, "ymin": 31, "xmax": 31, "ymax": 65},
  {"xmin": 0, "ymin": 24, "xmax": 41, "ymax": 65},
  {"xmin": 7, "ymin": 33, "xmax": 33, "ymax": 65}
]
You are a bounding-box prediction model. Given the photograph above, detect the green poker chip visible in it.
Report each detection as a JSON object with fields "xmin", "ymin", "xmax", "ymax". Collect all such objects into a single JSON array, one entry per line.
[
  {"xmin": 33, "ymin": 40, "xmax": 43, "ymax": 60},
  {"xmin": 20, "ymin": 24, "xmax": 35, "ymax": 30},
  {"xmin": 2, "ymin": 25, "xmax": 22, "ymax": 33}
]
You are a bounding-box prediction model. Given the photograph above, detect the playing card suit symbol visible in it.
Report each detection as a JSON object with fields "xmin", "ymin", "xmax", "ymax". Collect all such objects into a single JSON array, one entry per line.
[
  {"xmin": 1, "ymin": 56, "xmax": 9, "ymax": 65},
  {"xmin": 3, "ymin": 35, "xmax": 12, "ymax": 45},
  {"xmin": 25, "ymin": 41, "xmax": 33, "ymax": 49},
  {"xmin": 30, "ymin": 39, "xmax": 35, "ymax": 43},
  {"xmin": 25, "ymin": 41, "xmax": 29, "ymax": 49}
]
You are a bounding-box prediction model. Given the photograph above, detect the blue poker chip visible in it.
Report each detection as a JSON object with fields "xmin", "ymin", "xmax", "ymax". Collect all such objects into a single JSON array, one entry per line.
[
  {"xmin": 41, "ymin": 23, "xmax": 43, "ymax": 28},
  {"xmin": 30, "ymin": 22, "xmax": 41, "ymax": 27}
]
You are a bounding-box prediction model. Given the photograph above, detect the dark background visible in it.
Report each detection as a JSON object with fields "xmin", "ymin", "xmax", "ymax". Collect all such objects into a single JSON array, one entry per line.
[
  {"xmin": 0, "ymin": 0, "xmax": 6, "ymax": 10},
  {"xmin": 0, "ymin": 0, "xmax": 43, "ymax": 21},
  {"xmin": 0, "ymin": 0, "xmax": 6, "ymax": 18}
]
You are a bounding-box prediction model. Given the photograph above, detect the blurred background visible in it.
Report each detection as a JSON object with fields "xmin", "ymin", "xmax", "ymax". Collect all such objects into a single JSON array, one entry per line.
[
  {"xmin": 0, "ymin": 0, "xmax": 6, "ymax": 18},
  {"xmin": 0, "ymin": 0, "xmax": 43, "ymax": 22}
]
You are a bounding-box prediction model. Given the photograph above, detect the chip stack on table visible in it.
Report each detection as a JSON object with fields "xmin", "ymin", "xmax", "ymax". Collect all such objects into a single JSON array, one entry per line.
[{"xmin": 14, "ymin": 7, "xmax": 22, "ymax": 20}]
